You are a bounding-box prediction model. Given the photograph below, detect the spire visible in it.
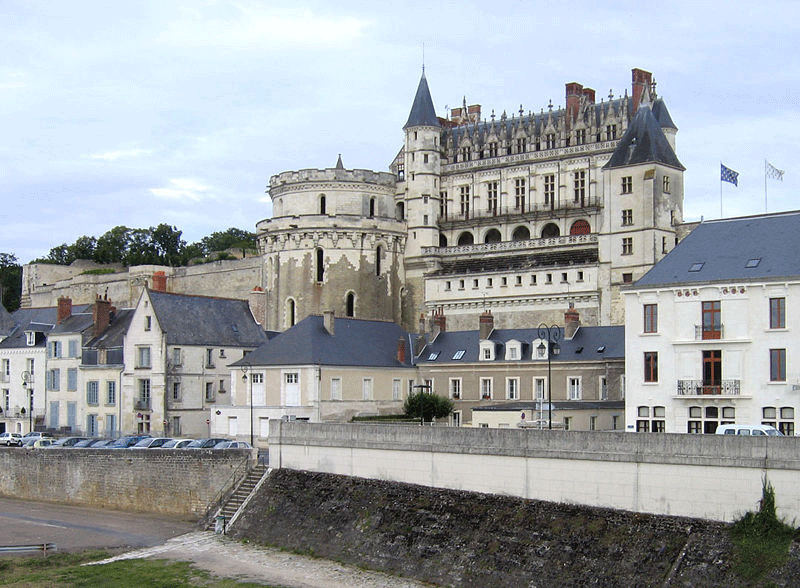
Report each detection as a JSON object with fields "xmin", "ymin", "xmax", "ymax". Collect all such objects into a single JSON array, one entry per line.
[
  {"xmin": 404, "ymin": 72, "xmax": 440, "ymax": 129},
  {"xmin": 335, "ymin": 154, "xmax": 344, "ymax": 169}
]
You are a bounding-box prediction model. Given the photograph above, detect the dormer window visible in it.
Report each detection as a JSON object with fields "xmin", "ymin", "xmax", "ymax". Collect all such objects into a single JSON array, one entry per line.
[
  {"xmin": 479, "ymin": 341, "xmax": 494, "ymax": 361},
  {"xmin": 25, "ymin": 331, "xmax": 36, "ymax": 346},
  {"xmin": 504, "ymin": 340, "xmax": 522, "ymax": 361}
]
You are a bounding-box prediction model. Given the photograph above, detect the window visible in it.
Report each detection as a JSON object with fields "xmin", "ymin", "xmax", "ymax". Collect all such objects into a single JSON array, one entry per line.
[
  {"xmin": 770, "ymin": 349, "xmax": 786, "ymax": 382},
  {"xmin": 701, "ymin": 301, "xmax": 721, "ymax": 339},
  {"xmin": 362, "ymin": 378, "xmax": 373, "ymax": 400},
  {"xmin": 687, "ymin": 405, "xmax": 726, "ymax": 434},
  {"xmin": 319, "ymin": 194, "xmax": 326, "ymax": 214},
  {"xmin": 544, "ymin": 174, "xmax": 555, "ymax": 207},
  {"xmin": 459, "ymin": 186, "xmax": 470, "ymax": 217},
  {"xmin": 423, "ymin": 154, "xmax": 429, "ymax": 164},
  {"xmin": 621, "ymin": 176, "xmax": 632, "ymax": 194},
  {"xmin": 779, "ymin": 407, "xmax": 795, "ymax": 436},
  {"xmin": 3, "ymin": 389, "xmax": 8, "ymax": 412},
  {"xmin": 68, "ymin": 339, "xmax": 78, "ymax": 358},
  {"xmin": 461, "ymin": 145, "xmax": 471, "ymax": 161},
  {"xmin": 26, "ymin": 331, "xmax": 35, "ymax": 346},
  {"xmin": 488, "ymin": 141, "xmax": 498, "ymax": 157},
  {"xmin": 144, "ymin": 316, "xmax": 152, "ymax": 331},
  {"xmin": 563, "ymin": 417, "xmax": 571, "ymax": 431},
  {"xmin": 316, "ymin": 248, "xmax": 324, "ymax": 282},
  {"xmin": 487, "ymin": 278, "xmax": 493, "ymax": 288},
  {"xmin": 67, "ymin": 368, "xmax": 77, "ymax": 391},
  {"xmin": 480, "ymin": 378, "xmax": 493, "ymax": 399},
  {"xmin": 663, "ymin": 175, "xmax": 671, "ymax": 193},
  {"xmin": 516, "ymin": 137, "xmax": 526, "ymax": 153},
  {"xmin": 637, "ymin": 406, "xmax": 665, "ymax": 432},
  {"xmin": 49, "ymin": 340, "xmax": 62, "ymax": 358},
  {"xmin": 702, "ymin": 350, "xmax": 722, "ymax": 393},
  {"xmin": 607, "ymin": 124, "xmax": 617, "ymax": 140},
  {"xmin": 770, "ymin": 298, "xmax": 785, "ymax": 329},
  {"xmin": 206, "ymin": 348, "xmax": 215, "ymax": 368},
  {"xmin": 205, "ymin": 382, "xmax": 215, "ymax": 402},
  {"xmin": 452, "ymin": 350, "xmax": 465, "ymax": 360},
  {"xmin": 545, "ymin": 133, "xmax": 556, "ymax": 150},
  {"xmin": 106, "ymin": 414, "xmax": 117, "ymax": 437},
  {"xmin": 139, "ymin": 379, "xmax": 151, "ymax": 406},
  {"xmin": 622, "ymin": 273, "xmax": 633, "ymax": 283},
  {"xmin": 172, "ymin": 381, "xmax": 181, "ymax": 402},
  {"xmin": 172, "ymin": 348, "xmax": 182, "ymax": 366},
  {"xmin": 392, "ymin": 379, "xmax": 401, "ymax": 401},
  {"xmin": 546, "ymin": 273, "xmax": 552, "ymax": 284},
  {"xmin": 577, "ymin": 271, "xmax": 584, "ymax": 282},
  {"xmin": 745, "ymin": 258, "xmax": 761, "ymax": 268},
  {"xmin": 644, "ymin": 352, "xmax": 658, "ymax": 382},
  {"xmin": 662, "ymin": 237, "xmax": 668, "ymax": 254},
  {"xmin": 599, "ymin": 376, "xmax": 608, "ymax": 400},
  {"xmin": 106, "ymin": 381, "xmax": 116, "ymax": 405},
  {"xmin": 506, "ymin": 378, "xmax": 519, "ymax": 400},
  {"xmin": 331, "ymin": 378, "xmax": 342, "ymax": 401},
  {"xmin": 86, "ymin": 381, "xmax": 99, "ymax": 405},
  {"xmin": 590, "ymin": 416, "xmax": 597, "ymax": 431},
  {"xmin": 575, "ymin": 129, "xmax": 586, "ymax": 145},
  {"xmin": 636, "ymin": 406, "xmax": 650, "ymax": 432},
  {"xmin": 482, "ymin": 347, "xmax": 492, "ymax": 360},
  {"xmin": 376, "ymin": 245, "xmax": 382, "ymax": 275},
  {"xmin": 515, "ymin": 178, "xmax": 526, "ymax": 210},
  {"xmin": 47, "ymin": 368, "xmax": 60, "ymax": 391},
  {"xmin": 762, "ymin": 406, "xmax": 777, "ymax": 428},
  {"xmin": 87, "ymin": 414, "xmax": 98, "ymax": 437},
  {"xmin": 573, "ymin": 171, "xmax": 585, "ymax": 204},
  {"xmin": 622, "ymin": 209, "xmax": 633, "ymax": 226},
  {"xmin": 450, "ymin": 378, "xmax": 461, "ymax": 399},
  {"xmin": 439, "ymin": 190, "xmax": 448, "ymax": 218},
  {"xmin": 644, "ymin": 304, "xmax": 657, "ymax": 333},
  {"xmin": 487, "ymin": 182, "xmax": 498, "ymax": 214},
  {"xmin": 137, "ymin": 346, "xmax": 151, "ymax": 368},
  {"xmin": 568, "ymin": 377, "xmax": 581, "ymax": 400},
  {"xmin": 689, "ymin": 262, "xmax": 704, "ymax": 272},
  {"xmin": 622, "ymin": 237, "xmax": 633, "ymax": 255}
]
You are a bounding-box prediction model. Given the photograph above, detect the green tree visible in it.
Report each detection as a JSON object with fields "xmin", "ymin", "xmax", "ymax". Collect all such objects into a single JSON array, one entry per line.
[
  {"xmin": 0, "ymin": 253, "xmax": 22, "ymax": 312},
  {"xmin": 151, "ymin": 224, "xmax": 186, "ymax": 266},
  {"xmin": 67, "ymin": 235, "xmax": 97, "ymax": 262},
  {"xmin": 197, "ymin": 227, "xmax": 257, "ymax": 256},
  {"xmin": 403, "ymin": 391, "xmax": 454, "ymax": 422},
  {"xmin": 94, "ymin": 226, "xmax": 131, "ymax": 264}
]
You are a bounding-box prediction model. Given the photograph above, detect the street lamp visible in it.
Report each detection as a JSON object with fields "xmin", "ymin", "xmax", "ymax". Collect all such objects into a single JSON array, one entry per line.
[
  {"xmin": 242, "ymin": 366, "xmax": 253, "ymax": 446},
  {"xmin": 537, "ymin": 324, "xmax": 561, "ymax": 430},
  {"xmin": 413, "ymin": 383, "xmax": 431, "ymax": 426}
]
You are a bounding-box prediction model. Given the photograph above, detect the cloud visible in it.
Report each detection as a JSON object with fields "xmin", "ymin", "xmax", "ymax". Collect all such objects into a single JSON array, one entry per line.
[
  {"xmin": 150, "ymin": 178, "xmax": 217, "ymax": 202},
  {"xmin": 90, "ymin": 148, "xmax": 152, "ymax": 161}
]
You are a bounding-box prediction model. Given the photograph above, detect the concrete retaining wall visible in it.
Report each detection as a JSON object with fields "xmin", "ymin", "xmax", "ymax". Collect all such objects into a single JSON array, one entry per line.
[
  {"xmin": 0, "ymin": 448, "xmax": 252, "ymax": 519},
  {"xmin": 269, "ymin": 421, "xmax": 800, "ymax": 523}
]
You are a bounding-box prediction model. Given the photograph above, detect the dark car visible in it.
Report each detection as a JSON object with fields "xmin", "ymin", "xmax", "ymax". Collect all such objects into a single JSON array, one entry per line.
[
  {"xmin": 185, "ymin": 438, "xmax": 228, "ymax": 449},
  {"xmin": 108, "ymin": 435, "xmax": 151, "ymax": 448},
  {"xmin": 48, "ymin": 436, "xmax": 89, "ymax": 448}
]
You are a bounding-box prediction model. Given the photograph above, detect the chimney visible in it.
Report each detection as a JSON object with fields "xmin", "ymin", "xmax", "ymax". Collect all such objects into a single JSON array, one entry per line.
[
  {"xmin": 56, "ymin": 296, "xmax": 72, "ymax": 325},
  {"xmin": 565, "ymin": 82, "xmax": 583, "ymax": 124},
  {"xmin": 397, "ymin": 338, "xmax": 406, "ymax": 364},
  {"xmin": 248, "ymin": 286, "xmax": 266, "ymax": 326},
  {"xmin": 323, "ymin": 310, "xmax": 335, "ymax": 335},
  {"xmin": 431, "ymin": 307, "xmax": 446, "ymax": 339},
  {"xmin": 631, "ymin": 68, "xmax": 652, "ymax": 114},
  {"xmin": 479, "ymin": 310, "xmax": 494, "ymax": 340},
  {"xmin": 93, "ymin": 295, "xmax": 112, "ymax": 337},
  {"xmin": 564, "ymin": 303, "xmax": 581, "ymax": 340},
  {"xmin": 418, "ymin": 313, "xmax": 426, "ymax": 335},
  {"xmin": 582, "ymin": 87, "xmax": 596, "ymax": 104},
  {"xmin": 152, "ymin": 271, "xmax": 167, "ymax": 293}
]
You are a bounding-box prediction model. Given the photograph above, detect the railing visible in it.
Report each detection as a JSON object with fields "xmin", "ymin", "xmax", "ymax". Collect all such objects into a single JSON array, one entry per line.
[
  {"xmin": 199, "ymin": 456, "xmax": 253, "ymax": 530},
  {"xmin": 676, "ymin": 380, "xmax": 741, "ymax": 396},
  {"xmin": 440, "ymin": 196, "xmax": 601, "ymax": 225},
  {"xmin": 695, "ymin": 325, "xmax": 724, "ymax": 340},
  {"xmin": 423, "ymin": 233, "xmax": 597, "ymax": 257},
  {"xmin": 134, "ymin": 399, "xmax": 151, "ymax": 410},
  {"xmin": 0, "ymin": 543, "xmax": 56, "ymax": 555}
]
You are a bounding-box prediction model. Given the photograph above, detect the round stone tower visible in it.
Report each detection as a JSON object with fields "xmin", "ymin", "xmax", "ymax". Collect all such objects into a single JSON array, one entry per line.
[{"xmin": 257, "ymin": 157, "xmax": 406, "ymax": 331}]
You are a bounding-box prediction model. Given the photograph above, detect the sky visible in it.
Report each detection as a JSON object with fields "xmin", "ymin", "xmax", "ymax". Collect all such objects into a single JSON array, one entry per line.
[{"xmin": 3, "ymin": 0, "xmax": 800, "ymax": 263}]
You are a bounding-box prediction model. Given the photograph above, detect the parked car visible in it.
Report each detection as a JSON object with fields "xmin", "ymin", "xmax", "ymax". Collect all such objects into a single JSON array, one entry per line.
[
  {"xmin": 184, "ymin": 438, "xmax": 228, "ymax": 449},
  {"xmin": 160, "ymin": 438, "xmax": 194, "ymax": 449},
  {"xmin": 214, "ymin": 441, "xmax": 253, "ymax": 449},
  {"xmin": 48, "ymin": 436, "xmax": 89, "ymax": 448},
  {"xmin": 0, "ymin": 432, "xmax": 23, "ymax": 447},
  {"xmin": 22, "ymin": 431, "xmax": 55, "ymax": 441},
  {"xmin": 715, "ymin": 424, "xmax": 783, "ymax": 436},
  {"xmin": 130, "ymin": 437, "xmax": 172, "ymax": 449},
  {"xmin": 107, "ymin": 435, "xmax": 151, "ymax": 448},
  {"xmin": 23, "ymin": 438, "xmax": 53, "ymax": 449},
  {"xmin": 88, "ymin": 439, "xmax": 116, "ymax": 448}
]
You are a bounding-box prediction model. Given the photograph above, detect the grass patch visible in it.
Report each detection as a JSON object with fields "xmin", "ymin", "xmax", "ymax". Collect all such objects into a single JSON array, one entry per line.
[
  {"xmin": 0, "ymin": 552, "xmax": 277, "ymax": 587},
  {"xmin": 80, "ymin": 268, "xmax": 117, "ymax": 275},
  {"xmin": 731, "ymin": 479, "xmax": 797, "ymax": 583}
]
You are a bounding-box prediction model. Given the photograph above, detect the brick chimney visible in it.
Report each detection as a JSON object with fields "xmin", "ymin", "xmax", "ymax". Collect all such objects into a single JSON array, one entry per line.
[
  {"xmin": 323, "ymin": 310, "xmax": 335, "ymax": 335},
  {"xmin": 248, "ymin": 286, "xmax": 266, "ymax": 326},
  {"xmin": 418, "ymin": 313, "xmax": 426, "ymax": 335},
  {"xmin": 93, "ymin": 295, "xmax": 112, "ymax": 337},
  {"xmin": 631, "ymin": 68, "xmax": 652, "ymax": 114},
  {"xmin": 56, "ymin": 296, "xmax": 72, "ymax": 325},
  {"xmin": 565, "ymin": 82, "xmax": 583, "ymax": 124},
  {"xmin": 431, "ymin": 307, "xmax": 446, "ymax": 339},
  {"xmin": 564, "ymin": 303, "xmax": 581, "ymax": 340},
  {"xmin": 479, "ymin": 310, "xmax": 494, "ymax": 340},
  {"xmin": 582, "ymin": 87, "xmax": 596, "ymax": 104},
  {"xmin": 152, "ymin": 271, "xmax": 167, "ymax": 293},
  {"xmin": 397, "ymin": 337, "xmax": 406, "ymax": 364}
]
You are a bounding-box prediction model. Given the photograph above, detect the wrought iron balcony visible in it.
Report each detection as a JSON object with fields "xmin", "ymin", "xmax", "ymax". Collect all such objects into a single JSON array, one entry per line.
[
  {"xmin": 695, "ymin": 325, "xmax": 724, "ymax": 340},
  {"xmin": 676, "ymin": 380, "xmax": 741, "ymax": 396}
]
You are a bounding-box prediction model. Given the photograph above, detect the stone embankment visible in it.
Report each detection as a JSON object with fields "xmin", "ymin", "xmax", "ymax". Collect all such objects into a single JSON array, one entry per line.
[{"xmin": 231, "ymin": 469, "xmax": 800, "ymax": 587}]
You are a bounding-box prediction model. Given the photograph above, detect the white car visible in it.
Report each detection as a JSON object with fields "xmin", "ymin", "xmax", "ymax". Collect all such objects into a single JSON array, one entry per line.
[{"xmin": 0, "ymin": 432, "xmax": 23, "ymax": 447}]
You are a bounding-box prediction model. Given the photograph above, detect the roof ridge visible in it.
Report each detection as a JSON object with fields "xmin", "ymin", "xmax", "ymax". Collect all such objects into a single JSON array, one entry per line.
[{"xmin": 147, "ymin": 288, "xmax": 247, "ymax": 303}]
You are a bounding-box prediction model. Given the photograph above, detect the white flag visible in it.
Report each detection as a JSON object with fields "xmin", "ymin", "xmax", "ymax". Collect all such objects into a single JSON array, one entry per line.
[{"xmin": 766, "ymin": 161, "xmax": 784, "ymax": 181}]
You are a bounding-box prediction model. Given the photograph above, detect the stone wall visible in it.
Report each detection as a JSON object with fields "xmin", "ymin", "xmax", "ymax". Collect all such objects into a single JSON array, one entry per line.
[
  {"xmin": 269, "ymin": 421, "xmax": 800, "ymax": 523},
  {"xmin": 0, "ymin": 448, "xmax": 252, "ymax": 519}
]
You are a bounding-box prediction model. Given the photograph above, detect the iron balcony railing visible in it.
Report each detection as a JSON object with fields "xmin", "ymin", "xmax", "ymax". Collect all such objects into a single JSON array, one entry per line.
[
  {"xmin": 676, "ymin": 380, "xmax": 741, "ymax": 396},
  {"xmin": 695, "ymin": 325, "xmax": 724, "ymax": 340},
  {"xmin": 440, "ymin": 196, "xmax": 601, "ymax": 225}
]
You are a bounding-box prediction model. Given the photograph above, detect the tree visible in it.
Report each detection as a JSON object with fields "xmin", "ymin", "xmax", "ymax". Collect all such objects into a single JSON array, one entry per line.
[
  {"xmin": 94, "ymin": 226, "xmax": 131, "ymax": 264},
  {"xmin": 0, "ymin": 253, "xmax": 22, "ymax": 312},
  {"xmin": 403, "ymin": 391, "xmax": 454, "ymax": 422},
  {"xmin": 151, "ymin": 224, "xmax": 186, "ymax": 266},
  {"xmin": 196, "ymin": 227, "xmax": 257, "ymax": 256},
  {"xmin": 67, "ymin": 235, "xmax": 97, "ymax": 262}
]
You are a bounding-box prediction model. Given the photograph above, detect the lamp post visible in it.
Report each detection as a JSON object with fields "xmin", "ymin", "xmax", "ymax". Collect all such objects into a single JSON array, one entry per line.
[
  {"xmin": 413, "ymin": 383, "xmax": 431, "ymax": 426},
  {"xmin": 537, "ymin": 324, "xmax": 561, "ymax": 430},
  {"xmin": 242, "ymin": 366, "xmax": 253, "ymax": 446}
]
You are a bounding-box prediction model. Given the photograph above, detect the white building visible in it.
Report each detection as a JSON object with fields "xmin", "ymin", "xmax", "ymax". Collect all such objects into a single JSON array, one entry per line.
[{"xmin": 624, "ymin": 211, "xmax": 800, "ymax": 435}]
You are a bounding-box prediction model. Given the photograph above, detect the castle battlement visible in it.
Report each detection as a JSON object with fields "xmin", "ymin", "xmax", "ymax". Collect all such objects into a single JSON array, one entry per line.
[{"xmin": 269, "ymin": 168, "xmax": 396, "ymax": 192}]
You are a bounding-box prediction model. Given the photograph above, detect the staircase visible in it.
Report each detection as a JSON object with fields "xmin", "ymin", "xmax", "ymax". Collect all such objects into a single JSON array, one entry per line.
[{"xmin": 208, "ymin": 462, "xmax": 269, "ymax": 531}]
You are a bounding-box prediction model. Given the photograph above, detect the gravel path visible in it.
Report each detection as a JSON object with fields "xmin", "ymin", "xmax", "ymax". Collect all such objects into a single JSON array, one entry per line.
[{"xmin": 88, "ymin": 531, "xmax": 434, "ymax": 588}]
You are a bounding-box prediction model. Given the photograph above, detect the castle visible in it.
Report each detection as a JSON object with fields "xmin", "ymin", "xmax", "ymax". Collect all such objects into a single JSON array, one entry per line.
[{"xmin": 23, "ymin": 67, "xmax": 685, "ymax": 333}]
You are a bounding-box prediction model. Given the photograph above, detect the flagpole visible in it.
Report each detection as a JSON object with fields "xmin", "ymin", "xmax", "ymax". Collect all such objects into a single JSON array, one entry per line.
[
  {"xmin": 764, "ymin": 159, "xmax": 768, "ymax": 213},
  {"xmin": 720, "ymin": 161, "xmax": 723, "ymax": 218}
]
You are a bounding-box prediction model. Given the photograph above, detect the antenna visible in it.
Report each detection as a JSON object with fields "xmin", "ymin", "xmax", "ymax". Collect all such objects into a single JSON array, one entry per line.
[{"xmin": 422, "ymin": 41, "xmax": 425, "ymax": 73}]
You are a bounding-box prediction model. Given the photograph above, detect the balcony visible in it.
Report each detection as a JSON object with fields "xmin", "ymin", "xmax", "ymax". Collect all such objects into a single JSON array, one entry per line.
[
  {"xmin": 676, "ymin": 380, "xmax": 741, "ymax": 396},
  {"xmin": 134, "ymin": 399, "xmax": 151, "ymax": 410},
  {"xmin": 439, "ymin": 196, "xmax": 602, "ymax": 229},
  {"xmin": 695, "ymin": 324, "xmax": 723, "ymax": 340}
]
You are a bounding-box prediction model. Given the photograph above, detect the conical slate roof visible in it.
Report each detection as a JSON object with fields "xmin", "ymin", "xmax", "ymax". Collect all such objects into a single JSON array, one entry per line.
[
  {"xmin": 603, "ymin": 104, "xmax": 684, "ymax": 170},
  {"xmin": 404, "ymin": 72, "xmax": 440, "ymax": 129},
  {"xmin": 652, "ymin": 98, "xmax": 677, "ymax": 130}
]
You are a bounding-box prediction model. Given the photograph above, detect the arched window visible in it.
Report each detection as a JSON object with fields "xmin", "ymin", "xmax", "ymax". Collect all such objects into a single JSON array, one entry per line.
[
  {"xmin": 439, "ymin": 234, "xmax": 448, "ymax": 247},
  {"xmin": 369, "ymin": 198, "xmax": 375, "ymax": 218},
  {"xmin": 346, "ymin": 292, "xmax": 355, "ymax": 317},
  {"xmin": 541, "ymin": 223, "xmax": 560, "ymax": 239},
  {"xmin": 376, "ymin": 245, "xmax": 382, "ymax": 276},
  {"xmin": 570, "ymin": 219, "xmax": 591, "ymax": 235},
  {"xmin": 512, "ymin": 226, "xmax": 530, "ymax": 241},
  {"xmin": 286, "ymin": 298, "xmax": 296, "ymax": 328},
  {"xmin": 457, "ymin": 232, "xmax": 474, "ymax": 246},
  {"xmin": 319, "ymin": 194, "xmax": 326, "ymax": 215},
  {"xmin": 484, "ymin": 229, "xmax": 502, "ymax": 244},
  {"xmin": 316, "ymin": 248, "xmax": 324, "ymax": 282}
]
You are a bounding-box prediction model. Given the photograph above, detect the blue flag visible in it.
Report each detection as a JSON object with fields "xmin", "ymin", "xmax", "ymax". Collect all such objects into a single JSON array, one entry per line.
[{"xmin": 721, "ymin": 163, "xmax": 739, "ymax": 186}]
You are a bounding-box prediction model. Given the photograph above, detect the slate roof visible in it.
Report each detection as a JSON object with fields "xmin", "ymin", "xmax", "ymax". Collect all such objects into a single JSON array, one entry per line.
[
  {"xmin": 404, "ymin": 72, "xmax": 441, "ymax": 129},
  {"xmin": 633, "ymin": 211, "xmax": 800, "ymax": 288},
  {"xmin": 232, "ymin": 315, "xmax": 413, "ymax": 368},
  {"xmin": 603, "ymin": 103, "xmax": 684, "ymax": 170},
  {"xmin": 84, "ymin": 309, "xmax": 134, "ymax": 349},
  {"xmin": 147, "ymin": 290, "xmax": 267, "ymax": 347},
  {"xmin": 417, "ymin": 325, "xmax": 624, "ymax": 364},
  {"xmin": 429, "ymin": 249, "xmax": 598, "ymax": 277},
  {"xmin": 0, "ymin": 305, "xmax": 90, "ymax": 350},
  {"xmin": 651, "ymin": 98, "xmax": 677, "ymax": 130},
  {"xmin": 0, "ymin": 305, "xmax": 15, "ymax": 337}
]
